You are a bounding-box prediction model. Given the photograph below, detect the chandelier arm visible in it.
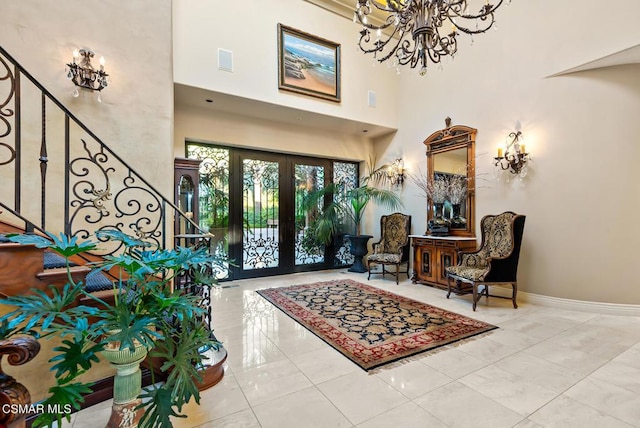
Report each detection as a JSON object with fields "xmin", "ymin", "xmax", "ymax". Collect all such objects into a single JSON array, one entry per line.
[
  {"xmin": 451, "ymin": 0, "xmax": 505, "ymax": 19},
  {"xmin": 379, "ymin": 32, "xmax": 412, "ymax": 63},
  {"xmin": 396, "ymin": 39, "xmax": 418, "ymax": 66},
  {"xmin": 358, "ymin": 24, "xmax": 401, "ymax": 54}
]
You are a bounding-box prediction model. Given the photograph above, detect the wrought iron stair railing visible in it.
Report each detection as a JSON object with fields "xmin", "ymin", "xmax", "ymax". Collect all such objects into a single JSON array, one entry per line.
[{"xmin": 0, "ymin": 45, "xmax": 203, "ymax": 255}]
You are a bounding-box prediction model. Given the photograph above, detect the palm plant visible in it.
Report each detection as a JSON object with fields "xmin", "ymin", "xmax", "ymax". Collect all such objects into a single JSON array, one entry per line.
[
  {"xmin": 0, "ymin": 230, "xmax": 224, "ymax": 428},
  {"xmin": 302, "ymin": 160, "xmax": 402, "ymax": 245}
]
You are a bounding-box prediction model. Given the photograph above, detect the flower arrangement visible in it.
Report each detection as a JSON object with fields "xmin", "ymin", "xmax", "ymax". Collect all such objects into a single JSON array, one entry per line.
[
  {"xmin": 409, "ymin": 168, "xmax": 448, "ymax": 204},
  {"xmin": 447, "ymin": 174, "xmax": 467, "ymax": 205}
]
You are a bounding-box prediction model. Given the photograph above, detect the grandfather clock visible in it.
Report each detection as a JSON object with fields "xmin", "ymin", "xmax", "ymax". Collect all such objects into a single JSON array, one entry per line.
[{"xmin": 174, "ymin": 157, "xmax": 202, "ymax": 236}]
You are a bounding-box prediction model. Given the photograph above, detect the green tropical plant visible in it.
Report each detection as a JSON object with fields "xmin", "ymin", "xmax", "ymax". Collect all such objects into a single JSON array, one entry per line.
[
  {"xmin": 0, "ymin": 230, "xmax": 224, "ymax": 428},
  {"xmin": 302, "ymin": 160, "xmax": 402, "ymax": 245}
]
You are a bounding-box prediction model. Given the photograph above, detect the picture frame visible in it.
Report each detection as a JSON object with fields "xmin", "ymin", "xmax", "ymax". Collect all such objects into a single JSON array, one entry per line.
[{"xmin": 278, "ymin": 24, "xmax": 341, "ymax": 103}]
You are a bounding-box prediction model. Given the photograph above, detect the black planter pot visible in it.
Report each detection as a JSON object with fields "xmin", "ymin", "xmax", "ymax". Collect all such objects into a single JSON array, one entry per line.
[{"xmin": 344, "ymin": 234, "xmax": 372, "ymax": 273}]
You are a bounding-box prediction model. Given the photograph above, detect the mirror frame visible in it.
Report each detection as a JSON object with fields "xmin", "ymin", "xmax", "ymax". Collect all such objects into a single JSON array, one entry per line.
[{"xmin": 423, "ymin": 119, "xmax": 476, "ymax": 237}]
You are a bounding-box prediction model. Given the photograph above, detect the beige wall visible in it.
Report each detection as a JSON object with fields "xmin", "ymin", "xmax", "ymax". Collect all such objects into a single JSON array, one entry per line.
[
  {"xmin": 0, "ymin": 0, "xmax": 174, "ymax": 201},
  {"xmin": 0, "ymin": 0, "xmax": 173, "ymax": 400},
  {"xmin": 175, "ymin": 105, "xmax": 373, "ymax": 163},
  {"xmin": 371, "ymin": 0, "xmax": 640, "ymax": 304}
]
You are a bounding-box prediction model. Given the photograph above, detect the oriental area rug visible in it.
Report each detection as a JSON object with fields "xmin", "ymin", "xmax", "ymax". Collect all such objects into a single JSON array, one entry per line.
[{"xmin": 256, "ymin": 279, "xmax": 497, "ymax": 371}]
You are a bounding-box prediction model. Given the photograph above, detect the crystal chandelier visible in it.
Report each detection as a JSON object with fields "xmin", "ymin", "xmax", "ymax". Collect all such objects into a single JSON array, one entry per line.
[{"xmin": 354, "ymin": 0, "xmax": 510, "ymax": 75}]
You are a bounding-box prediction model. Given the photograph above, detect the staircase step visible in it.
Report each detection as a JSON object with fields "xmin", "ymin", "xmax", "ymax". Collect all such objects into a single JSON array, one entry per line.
[
  {"xmin": 36, "ymin": 265, "xmax": 91, "ymax": 285},
  {"xmin": 43, "ymin": 250, "xmax": 76, "ymax": 269},
  {"xmin": 1, "ymin": 234, "xmax": 115, "ymax": 297}
]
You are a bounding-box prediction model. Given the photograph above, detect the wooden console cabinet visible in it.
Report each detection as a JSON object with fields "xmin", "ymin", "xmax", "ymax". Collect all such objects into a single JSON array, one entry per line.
[{"xmin": 410, "ymin": 235, "xmax": 477, "ymax": 289}]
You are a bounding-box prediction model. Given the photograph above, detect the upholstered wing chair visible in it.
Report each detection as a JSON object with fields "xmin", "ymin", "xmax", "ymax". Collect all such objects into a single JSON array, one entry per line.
[
  {"xmin": 445, "ymin": 211, "xmax": 526, "ymax": 311},
  {"xmin": 367, "ymin": 213, "xmax": 411, "ymax": 284}
]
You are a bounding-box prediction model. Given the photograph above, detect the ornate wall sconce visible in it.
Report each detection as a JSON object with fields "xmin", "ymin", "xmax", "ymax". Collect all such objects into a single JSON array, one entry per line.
[
  {"xmin": 66, "ymin": 48, "xmax": 108, "ymax": 101},
  {"xmin": 495, "ymin": 131, "xmax": 530, "ymax": 177},
  {"xmin": 387, "ymin": 158, "xmax": 405, "ymax": 186}
]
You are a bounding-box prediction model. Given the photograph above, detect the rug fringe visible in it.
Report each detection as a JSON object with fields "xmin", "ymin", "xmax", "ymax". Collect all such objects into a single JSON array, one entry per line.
[{"xmin": 368, "ymin": 329, "xmax": 496, "ymax": 374}]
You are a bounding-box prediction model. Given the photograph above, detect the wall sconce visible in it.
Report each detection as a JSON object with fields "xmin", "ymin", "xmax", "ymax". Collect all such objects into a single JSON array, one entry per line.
[
  {"xmin": 66, "ymin": 48, "xmax": 109, "ymax": 101},
  {"xmin": 387, "ymin": 158, "xmax": 405, "ymax": 186},
  {"xmin": 495, "ymin": 131, "xmax": 530, "ymax": 178}
]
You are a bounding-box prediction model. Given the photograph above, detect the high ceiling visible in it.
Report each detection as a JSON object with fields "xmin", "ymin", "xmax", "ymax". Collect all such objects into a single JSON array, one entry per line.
[
  {"xmin": 306, "ymin": 0, "xmax": 640, "ymax": 75},
  {"xmin": 176, "ymin": 1, "xmax": 640, "ymax": 138}
]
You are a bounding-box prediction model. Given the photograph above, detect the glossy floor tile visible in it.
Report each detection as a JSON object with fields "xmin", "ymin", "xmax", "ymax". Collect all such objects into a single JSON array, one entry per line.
[{"xmin": 69, "ymin": 270, "xmax": 640, "ymax": 427}]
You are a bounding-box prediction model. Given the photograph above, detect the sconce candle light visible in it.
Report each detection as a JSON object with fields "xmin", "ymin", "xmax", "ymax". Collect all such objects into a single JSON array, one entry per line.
[
  {"xmin": 66, "ymin": 48, "xmax": 108, "ymax": 101},
  {"xmin": 495, "ymin": 131, "xmax": 530, "ymax": 177},
  {"xmin": 387, "ymin": 158, "xmax": 405, "ymax": 187}
]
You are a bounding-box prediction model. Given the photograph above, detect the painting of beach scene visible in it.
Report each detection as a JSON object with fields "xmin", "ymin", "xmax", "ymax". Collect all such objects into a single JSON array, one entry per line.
[{"xmin": 278, "ymin": 24, "xmax": 341, "ymax": 102}]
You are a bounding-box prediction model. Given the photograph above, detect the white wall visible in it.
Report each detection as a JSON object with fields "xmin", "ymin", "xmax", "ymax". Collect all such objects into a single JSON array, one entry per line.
[{"xmin": 371, "ymin": 0, "xmax": 640, "ymax": 304}]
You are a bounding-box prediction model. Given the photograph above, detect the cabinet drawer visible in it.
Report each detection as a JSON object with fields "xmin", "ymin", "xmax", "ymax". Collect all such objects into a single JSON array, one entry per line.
[
  {"xmin": 413, "ymin": 238, "xmax": 434, "ymax": 246},
  {"xmin": 436, "ymin": 240, "xmax": 457, "ymax": 248}
]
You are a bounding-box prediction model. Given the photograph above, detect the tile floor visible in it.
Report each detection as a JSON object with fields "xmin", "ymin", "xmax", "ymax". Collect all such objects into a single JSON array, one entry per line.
[{"xmin": 70, "ymin": 270, "xmax": 640, "ymax": 427}]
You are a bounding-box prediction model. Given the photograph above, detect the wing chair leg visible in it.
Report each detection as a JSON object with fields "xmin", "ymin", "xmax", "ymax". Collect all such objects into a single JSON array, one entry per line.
[
  {"xmin": 512, "ymin": 282, "xmax": 518, "ymax": 309},
  {"xmin": 446, "ymin": 276, "xmax": 452, "ymax": 299},
  {"xmin": 395, "ymin": 264, "xmax": 399, "ymax": 285},
  {"xmin": 367, "ymin": 262, "xmax": 372, "ymax": 280},
  {"xmin": 472, "ymin": 283, "xmax": 478, "ymax": 311}
]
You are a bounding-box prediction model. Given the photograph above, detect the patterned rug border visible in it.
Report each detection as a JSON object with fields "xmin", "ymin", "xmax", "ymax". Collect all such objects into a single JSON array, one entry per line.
[{"xmin": 256, "ymin": 279, "xmax": 498, "ymax": 371}]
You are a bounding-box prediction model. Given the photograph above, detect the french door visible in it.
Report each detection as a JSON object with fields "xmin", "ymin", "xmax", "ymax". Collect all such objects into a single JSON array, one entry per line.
[{"xmin": 187, "ymin": 143, "xmax": 357, "ymax": 280}]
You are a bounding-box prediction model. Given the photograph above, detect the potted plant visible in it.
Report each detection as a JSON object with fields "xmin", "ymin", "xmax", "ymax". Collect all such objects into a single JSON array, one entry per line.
[
  {"xmin": 302, "ymin": 161, "xmax": 402, "ymax": 272},
  {"xmin": 0, "ymin": 229, "xmax": 224, "ymax": 428}
]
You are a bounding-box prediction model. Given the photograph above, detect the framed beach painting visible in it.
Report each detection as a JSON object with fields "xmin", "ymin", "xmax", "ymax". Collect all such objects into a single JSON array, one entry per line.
[{"xmin": 278, "ymin": 24, "xmax": 341, "ymax": 102}]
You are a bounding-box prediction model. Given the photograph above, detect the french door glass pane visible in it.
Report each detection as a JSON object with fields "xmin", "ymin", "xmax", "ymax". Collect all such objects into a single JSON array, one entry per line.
[
  {"xmin": 294, "ymin": 163, "xmax": 325, "ymax": 265},
  {"xmin": 333, "ymin": 162, "xmax": 358, "ymax": 267},
  {"xmin": 242, "ymin": 159, "xmax": 279, "ymax": 270},
  {"xmin": 186, "ymin": 145, "xmax": 230, "ymax": 279}
]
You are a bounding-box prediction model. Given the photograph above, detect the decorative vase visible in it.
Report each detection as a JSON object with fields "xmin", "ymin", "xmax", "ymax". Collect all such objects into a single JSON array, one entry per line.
[
  {"xmin": 450, "ymin": 203, "xmax": 467, "ymax": 229},
  {"xmin": 101, "ymin": 339, "xmax": 150, "ymax": 428},
  {"xmin": 428, "ymin": 203, "xmax": 450, "ymax": 236},
  {"xmin": 344, "ymin": 234, "xmax": 372, "ymax": 273}
]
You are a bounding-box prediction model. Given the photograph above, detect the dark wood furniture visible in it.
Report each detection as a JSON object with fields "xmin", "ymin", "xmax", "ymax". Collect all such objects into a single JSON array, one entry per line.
[
  {"xmin": 411, "ymin": 235, "xmax": 477, "ymax": 289},
  {"xmin": 446, "ymin": 212, "xmax": 526, "ymax": 311},
  {"xmin": 174, "ymin": 157, "xmax": 202, "ymax": 237},
  {"xmin": 0, "ymin": 337, "xmax": 40, "ymax": 428}
]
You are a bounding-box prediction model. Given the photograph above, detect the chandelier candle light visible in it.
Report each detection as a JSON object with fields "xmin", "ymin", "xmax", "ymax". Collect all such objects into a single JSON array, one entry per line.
[
  {"xmin": 354, "ymin": 0, "xmax": 511, "ymax": 75},
  {"xmin": 66, "ymin": 48, "xmax": 109, "ymax": 101}
]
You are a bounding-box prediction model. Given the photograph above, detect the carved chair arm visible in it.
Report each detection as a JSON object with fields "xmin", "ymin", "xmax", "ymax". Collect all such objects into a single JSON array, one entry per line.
[{"xmin": 0, "ymin": 337, "xmax": 41, "ymax": 426}]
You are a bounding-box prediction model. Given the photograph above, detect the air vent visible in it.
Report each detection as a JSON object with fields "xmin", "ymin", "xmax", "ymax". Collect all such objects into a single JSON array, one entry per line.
[{"xmin": 218, "ymin": 49, "xmax": 233, "ymax": 72}]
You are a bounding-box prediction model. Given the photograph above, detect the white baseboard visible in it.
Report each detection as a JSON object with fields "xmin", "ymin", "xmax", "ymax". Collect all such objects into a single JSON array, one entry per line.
[
  {"xmin": 485, "ymin": 286, "xmax": 640, "ymax": 316},
  {"xmin": 519, "ymin": 292, "xmax": 640, "ymax": 316}
]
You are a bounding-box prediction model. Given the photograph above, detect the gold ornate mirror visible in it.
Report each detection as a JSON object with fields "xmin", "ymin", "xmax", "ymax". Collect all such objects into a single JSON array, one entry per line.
[{"xmin": 423, "ymin": 118, "xmax": 476, "ymax": 237}]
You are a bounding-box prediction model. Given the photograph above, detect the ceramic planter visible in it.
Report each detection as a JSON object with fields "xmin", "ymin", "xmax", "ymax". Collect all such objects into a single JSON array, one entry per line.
[{"xmin": 101, "ymin": 339, "xmax": 150, "ymax": 428}]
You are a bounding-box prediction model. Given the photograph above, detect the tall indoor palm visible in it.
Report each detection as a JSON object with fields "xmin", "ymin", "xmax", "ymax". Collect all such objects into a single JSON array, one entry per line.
[{"xmin": 303, "ymin": 161, "xmax": 402, "ymax": 245}]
